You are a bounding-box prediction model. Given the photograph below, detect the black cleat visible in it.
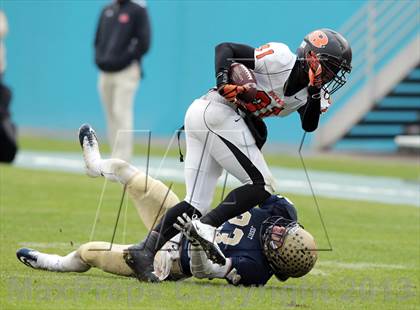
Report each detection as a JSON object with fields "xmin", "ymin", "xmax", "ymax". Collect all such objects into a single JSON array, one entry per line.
[
  {"xmin": 78, "ymin": 123, "xmax": 101, "ymax": 177},
  {"xmin": 78, "ymin": 123, "xmax": 98, "ymax": 148},
  {"xmin": 123, "ymin": 244, "xmax": 160, "ymax": 283},
  {"xmin": 16, "ymin": 248, "xmax": 40, "ymax": 269},
  {"xmin": 123, "ymin": 231, "xmax": 167, "ymax": 283},
  {"xmin": 184, "ymin": 221, "xmax": 226, "ymax": 265}
]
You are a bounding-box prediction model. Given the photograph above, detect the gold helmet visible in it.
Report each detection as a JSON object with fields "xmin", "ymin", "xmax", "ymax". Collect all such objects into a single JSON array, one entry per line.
[{"xmin": 261, "ymin": 217, "xmax": 317, "ymax": 281}]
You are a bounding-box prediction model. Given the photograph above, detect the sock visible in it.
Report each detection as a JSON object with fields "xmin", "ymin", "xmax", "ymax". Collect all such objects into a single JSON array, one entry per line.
[
  {"xmin": 139, "ymin": 230, "xmax": 167, "ymax": 253},
  {"xmin": 150, "ymin": 201, "xmax": 202, "ymax": 252},
  {"xmin": 98, "ymin": 158, "xmax": 139, "ymax": 184},
  {"xmin": 36, "ymin": 251, "xmax": 90, "ymax": 272},
  {"xmin": 200, "ymin": 184, "xmax": 270, "ymax": 227}
]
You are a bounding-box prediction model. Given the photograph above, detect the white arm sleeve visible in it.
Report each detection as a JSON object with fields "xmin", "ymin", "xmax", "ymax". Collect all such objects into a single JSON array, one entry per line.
[{"xmin": 188, "ymin": 244, "xmax": 232, "ymax": 279}]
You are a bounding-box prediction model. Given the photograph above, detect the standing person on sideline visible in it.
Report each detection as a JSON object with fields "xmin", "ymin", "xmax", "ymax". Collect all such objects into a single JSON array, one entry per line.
[
  {"xmin": 0, "ymin": 10, "xmax": 18, "ymax": 163},
  {"xmin": 95, "ymin": 0, "xmax": 151, "ymax": 161}
]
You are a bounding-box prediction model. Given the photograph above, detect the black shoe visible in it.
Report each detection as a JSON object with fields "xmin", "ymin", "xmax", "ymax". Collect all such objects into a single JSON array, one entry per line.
[
  {"xmin": 16, "ymin": 248, "xmax": 40, "ymax": 269},
  {"xmin": 78, "ymin": 123, "xmax": 101, "ymax": 177},
  {"xmin": 123, "ymin": 244, "xmax": 160, "ymax": 283},
  {"xmin": 78, "ymin": 123, "xmax": 98, "ymax": 148},
  {"xmin": 123, "ymin": 231, "xmax": 165, "ymax": 283}
]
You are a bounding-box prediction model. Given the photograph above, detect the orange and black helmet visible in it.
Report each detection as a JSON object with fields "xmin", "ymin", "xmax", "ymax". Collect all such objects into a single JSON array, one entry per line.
[{"xmin": 297, "ymin": 28, "xmax": 352, "ymax": 95}]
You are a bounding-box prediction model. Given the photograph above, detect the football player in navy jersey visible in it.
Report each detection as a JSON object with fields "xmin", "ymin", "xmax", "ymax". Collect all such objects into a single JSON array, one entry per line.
[
  {"xmin": 122, "ymin": 29, "xmax": 350, "ymax": 282},
  {"xmin": 176, "ymin": 195, "xmax": 317, "ymax": 286},
  {"xmin": 16, "ymin": 126, "xmax": 317, "ymax": 286}
]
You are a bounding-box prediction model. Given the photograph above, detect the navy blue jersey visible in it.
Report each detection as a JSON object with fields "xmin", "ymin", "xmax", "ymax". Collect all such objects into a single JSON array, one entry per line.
[{"xmin": 180, "ymin": 195, "xmax": 297, "ymax": 286}]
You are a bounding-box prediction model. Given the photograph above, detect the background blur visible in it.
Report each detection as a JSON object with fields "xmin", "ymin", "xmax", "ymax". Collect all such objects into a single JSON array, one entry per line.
[{"xmin": 2, "ymin": 0, "xmax": 419, "ymax": 152}]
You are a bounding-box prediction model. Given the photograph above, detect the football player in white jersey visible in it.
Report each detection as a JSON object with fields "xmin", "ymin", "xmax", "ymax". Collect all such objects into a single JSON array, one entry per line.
[{"xmin": 119, "ymin": 29, "xmax": 352, "ymax": 282}]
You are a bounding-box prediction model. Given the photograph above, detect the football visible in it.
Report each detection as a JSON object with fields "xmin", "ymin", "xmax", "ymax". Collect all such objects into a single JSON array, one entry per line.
[{"xmin": 229, "ymin": 62, "xmax": 257, "ymax": 102}]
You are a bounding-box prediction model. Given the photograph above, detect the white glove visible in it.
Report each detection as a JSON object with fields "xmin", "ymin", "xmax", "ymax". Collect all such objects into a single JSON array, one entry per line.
[
  {"xmin": 188, "ymin": 243, "xmax": 232, "ymax": 279},
  {"xmin": 174, "ymin": 213, "xmax": 232, "ymax": 279},
  {"xmin": 173, "ymin": 213, "xmax": 199, "ymax": 245}
]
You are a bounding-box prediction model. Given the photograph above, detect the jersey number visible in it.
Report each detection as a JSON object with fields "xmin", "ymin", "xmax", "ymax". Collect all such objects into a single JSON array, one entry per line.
[
  {"xmin": 255, "ymin": 44, "xmax": 274, "ymax": 60},
  {"xmin": 244, "ymin": 91, "xmax": 271, "ymax": 112},
  {"xmin": 215, "ymin": 212, "xmax": 251, "ymax": 246}
]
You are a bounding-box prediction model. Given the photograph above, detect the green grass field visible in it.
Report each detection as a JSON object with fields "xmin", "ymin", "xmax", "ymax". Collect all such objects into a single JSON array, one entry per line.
[{"xmin": 0, "ymin": 139, "xmax": 419, "ymax": 309}]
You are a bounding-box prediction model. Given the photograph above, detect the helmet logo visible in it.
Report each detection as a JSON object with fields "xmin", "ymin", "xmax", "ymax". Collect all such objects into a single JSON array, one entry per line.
[{"xmin": 308, "ymin": 30, "xmax": 328, "ymax": 48}]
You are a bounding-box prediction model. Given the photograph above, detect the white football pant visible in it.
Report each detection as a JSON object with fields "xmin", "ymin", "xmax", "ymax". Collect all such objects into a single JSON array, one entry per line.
[{"xmin": 184, "ymin": 92, "xmax": 276, "ymax": 215}]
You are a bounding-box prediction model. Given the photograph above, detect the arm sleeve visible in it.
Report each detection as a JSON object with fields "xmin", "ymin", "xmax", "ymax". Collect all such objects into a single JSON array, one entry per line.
[
  {"xmin": 132, "ymin": 6, "xmax": 151, "ymax": 59},
  {"xmin": 94, "ymin": 10, "xmax": 104, "ymax": 48},
  {"xmin": 116, "ymin": 6, "xmax": 151, "ymax": 67},
  {"xmin": 228, "ymin": 256, "xmax": 272, "ymax": 286},
  {"xmin": 215, "ymin": 42, "xmax": 255, "ymax": 86},
  {"xmin": 298, "ymin": 86, "xmax": 321, "ymax": 132}
]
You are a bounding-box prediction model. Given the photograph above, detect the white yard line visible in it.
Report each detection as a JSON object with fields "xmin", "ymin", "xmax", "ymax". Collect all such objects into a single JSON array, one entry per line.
[
  {"xmin": 318, "ymin": 260, "xmax": 412, "ymax": 270},
  {"xmin": 13, "ymin": 151, "xmax": 420, "ymax": 207},
  {"xmin": 16, "ymin": 241, "xmax": 415, "ymax": 272},
  {"xmin": 18, "ymin": 242, "xmax": 79, "ymax": 249},
  {"xmin": 309, "ymin": 269, "xmax": 328, "ymax": 276}
]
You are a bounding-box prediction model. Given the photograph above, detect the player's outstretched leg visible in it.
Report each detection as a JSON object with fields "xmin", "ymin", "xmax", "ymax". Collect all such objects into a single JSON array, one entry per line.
[
  {"xmin": 16, "ymin": 243, "xmax": 135, "ymax": 276},
  {"xmin": 78, "ymin": 123, "xmax": 102, "ymax": 177},
  {"xmin": 16, "ymin": 248, "xmax": 90, "ymax": 272}
]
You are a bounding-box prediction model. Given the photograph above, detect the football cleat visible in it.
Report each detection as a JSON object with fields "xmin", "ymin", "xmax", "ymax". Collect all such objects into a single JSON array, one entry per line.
[
  {"xmin": 16, "ymin": 248, "xmax": 40, "ymax": 269},
  {"xmin": 123, "ymin": 244, "xmax": 160, "ymax": 283},
  {"xmin": 184, "ymin": 220, "xmax": 226, "ymax": 265},
  {"xmin": 78, "ymin": 123, "xmax": 102, "ymax": 177}
]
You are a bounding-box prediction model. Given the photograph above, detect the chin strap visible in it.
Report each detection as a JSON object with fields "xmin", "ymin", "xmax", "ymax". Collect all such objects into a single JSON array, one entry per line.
[{"xmin": 176, "ymin": 126, "xmax": 185, "ymax": 162}]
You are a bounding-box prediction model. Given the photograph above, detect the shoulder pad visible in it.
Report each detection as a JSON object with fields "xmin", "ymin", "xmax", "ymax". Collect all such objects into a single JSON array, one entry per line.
[{"xmin": 254, "ymin": 42, "xmax": 296, "ymax": 73}]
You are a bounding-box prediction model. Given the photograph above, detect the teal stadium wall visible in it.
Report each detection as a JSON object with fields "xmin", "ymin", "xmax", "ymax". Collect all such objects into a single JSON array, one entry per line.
[{"xmin": 3, "ymin": 0, "xmax": 362, "ymax": 144}]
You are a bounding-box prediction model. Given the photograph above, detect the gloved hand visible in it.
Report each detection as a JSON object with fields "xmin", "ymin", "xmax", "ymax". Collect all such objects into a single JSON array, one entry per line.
[
  {"xmin": 307, "ymin": 51, "xmax": 323, "ymax": 88},
  {"xmin": 216, "ymin": 68, "xmax": 248, "ymax": 103},
  {"xmin": 217, "ymin": 84, "xmax": 248, "ymax": 103},
  {"xmin": 173, "ymin": 213, "xmax": 200, "ymax": 245},
  {"xmin": 174, "ymin": 214, "xmax": 231, "ymax": 279}
]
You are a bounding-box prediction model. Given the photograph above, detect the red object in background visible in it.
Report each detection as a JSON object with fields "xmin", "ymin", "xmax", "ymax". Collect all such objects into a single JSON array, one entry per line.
[{"xmin": 118, "ymin": 13, "xmax": 130, "ymax": 23}]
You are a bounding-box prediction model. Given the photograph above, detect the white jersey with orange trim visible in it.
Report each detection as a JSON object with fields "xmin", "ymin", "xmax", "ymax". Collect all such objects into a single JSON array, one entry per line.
[{"xmin": 242, "ymin": 42, "xmax": 330, "ymax": 118}]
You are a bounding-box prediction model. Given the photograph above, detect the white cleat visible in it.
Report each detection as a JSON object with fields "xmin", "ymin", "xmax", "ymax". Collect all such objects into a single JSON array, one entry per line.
[
  {"xmin": 78, "ymin": 123, "xmax": 102, "ymax": 177},
  {"xmin": 184, "ymin": 219, "xmax": 226, "ymax": 265}
]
